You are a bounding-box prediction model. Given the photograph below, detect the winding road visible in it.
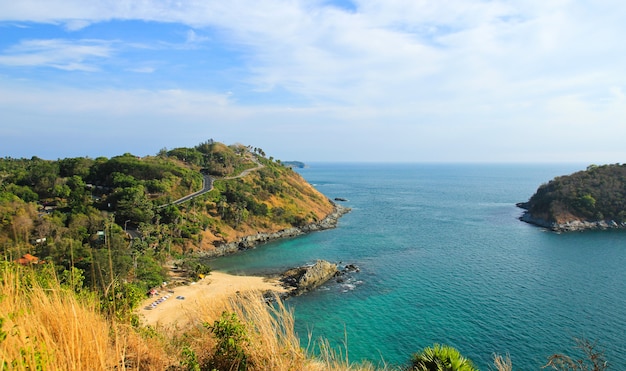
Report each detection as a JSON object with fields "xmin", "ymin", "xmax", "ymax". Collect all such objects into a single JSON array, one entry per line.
[{"xmin": 159, "ymin": 155, "xmax": 265, "ymax": 208}]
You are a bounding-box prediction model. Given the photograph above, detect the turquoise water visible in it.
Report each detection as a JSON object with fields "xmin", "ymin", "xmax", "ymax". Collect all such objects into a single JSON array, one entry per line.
[{"xmin": 207, "ymin": 163, "xmax": 626, "ymax": 369}]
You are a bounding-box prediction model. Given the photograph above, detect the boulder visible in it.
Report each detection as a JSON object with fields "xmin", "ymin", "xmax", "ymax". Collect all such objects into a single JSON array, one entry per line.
[{"xmin": 281, "ymin": 260, "xmax": 338, "ymax": 295}]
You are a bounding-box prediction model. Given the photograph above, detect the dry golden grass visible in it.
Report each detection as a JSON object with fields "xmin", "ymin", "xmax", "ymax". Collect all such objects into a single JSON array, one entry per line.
[
  {"xmin": 0, "ymin": 264, "xmax": 397, "ymax": 371},
  {"xmin": 0, "ymin": 264, "xmax": 172, "ymax": 370},
  {"xmin": 304, "ymin": 337, "xmax": 388, "ymax": 371},
  {"xmin": 493, "ymin": 354, "xmax": 513, "ymax": 371},
  {"xmin": 2, "ymin": 263, "xmax": 514, "ymax": 371},
  {"xmin": 174, "ymin": 292, "xmax": 308, "ymax": 370},
  {"xmin": 179, "ymin": 291, "xmax": 396, "ymax": 371}
]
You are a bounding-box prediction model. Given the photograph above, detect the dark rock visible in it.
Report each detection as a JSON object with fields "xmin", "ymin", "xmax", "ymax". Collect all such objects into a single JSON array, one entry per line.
[
  {"xmin": 519, "ymin": 210, "xmax": 625, "ymax": 232},
  {"xmin": 344, "ymin": 264, "xmax": 360, "ymax": 272},
  {"xmin": 280, "ymin": 260, "xmax": 338, "ymax": 296},
  {"xmin": 202, "ymin": 204, "xmax": 351, "ymax": 258}
]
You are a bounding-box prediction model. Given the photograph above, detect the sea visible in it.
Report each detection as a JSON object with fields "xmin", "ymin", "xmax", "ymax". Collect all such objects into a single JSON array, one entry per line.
[{"xmin": 207, "ymin": 163, "xmax": 626, "ymax": 370}]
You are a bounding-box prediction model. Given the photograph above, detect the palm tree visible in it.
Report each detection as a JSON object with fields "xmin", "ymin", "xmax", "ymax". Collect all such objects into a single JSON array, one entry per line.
[{"xmin": 410, "ymin": 343, "xmax": 478, "ymax": 371}]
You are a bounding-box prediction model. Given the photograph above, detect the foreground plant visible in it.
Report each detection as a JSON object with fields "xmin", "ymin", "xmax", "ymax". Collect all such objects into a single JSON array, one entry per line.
[
  {"xmin": 544, "ymin": 338, "xmax": 609, "ymax": 371},
  {"xmin": 0, "ymin": 262, "xmax": 171, "ymax": 370},
  {"xmin": 410, "ymin": 344, "xmax": 478, "ymax": 371},
  {"xmin": 206, "ymin": 311, "xmax": 250, "ymax": 371}
]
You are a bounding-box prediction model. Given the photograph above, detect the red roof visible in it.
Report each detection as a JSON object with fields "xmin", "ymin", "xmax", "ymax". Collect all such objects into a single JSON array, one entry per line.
[{"xmin": 17, "ymin": 254, "xmax": 39, "ymax": 265}]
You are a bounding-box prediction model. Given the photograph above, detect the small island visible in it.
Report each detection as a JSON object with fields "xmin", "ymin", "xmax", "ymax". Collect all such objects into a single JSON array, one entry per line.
[
  {"xmin": 281, "ymin": 161, "xmax": 306, "ymax": 168},
  {"xmin": 517, "ymin": 164, "xmax": 626, "ymax": 232}
]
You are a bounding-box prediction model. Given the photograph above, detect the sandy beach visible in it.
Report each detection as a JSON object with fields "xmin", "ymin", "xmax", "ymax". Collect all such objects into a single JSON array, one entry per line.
[{"xmin": 137, "ymin": 271, "xmax": 288, "ymax": 329}]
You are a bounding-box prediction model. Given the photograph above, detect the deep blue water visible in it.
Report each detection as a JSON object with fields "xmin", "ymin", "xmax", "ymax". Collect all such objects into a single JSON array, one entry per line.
[{"xmin": 207, "ymin": 163, "xmax": 626, "ymax": 369}]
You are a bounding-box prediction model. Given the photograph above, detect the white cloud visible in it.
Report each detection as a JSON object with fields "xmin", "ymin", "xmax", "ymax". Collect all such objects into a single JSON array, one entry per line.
[
  {"xmin": 0, "ymin": 85, "xmax": 232, "ymax": 115},
  {"xmin": 0, "ymin": 38, "xmax": 114, "ymax": 71},
  {"xmin": 127, "ymin": 66, "xmax": 155, "ymax": 73},
  {"xmin": 1, "ymin": 0, "xmax": 626, "ymax": 162},
  {"xmin": 185, "ymin": 29, "xmax": 208, "ymax": 44},
  {"xmin": 2, "ymin": 2, "xmax": 624, "ymax": 97},
  {"xmin": 64, "ymin": 19, "xmax": 91, "ymax": 31}
]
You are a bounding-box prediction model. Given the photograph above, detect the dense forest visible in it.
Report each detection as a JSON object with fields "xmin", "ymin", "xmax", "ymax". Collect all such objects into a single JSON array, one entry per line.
[
  {"xmin": 0, "ymin": 140, "xmax": 333, "ymax": 316},
  {"xmin": 518, "ymin": 163, "xmax": 626, "ymax": 225}
]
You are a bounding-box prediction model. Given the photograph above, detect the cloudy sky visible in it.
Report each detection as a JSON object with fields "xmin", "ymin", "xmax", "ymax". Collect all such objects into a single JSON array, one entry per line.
[{"xmin": 1, "ymin": 1, "xmax": 625, "ymax": 163}]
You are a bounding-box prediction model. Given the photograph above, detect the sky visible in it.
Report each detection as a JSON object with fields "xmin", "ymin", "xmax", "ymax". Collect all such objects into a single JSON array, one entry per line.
[{"xmin": 1, "ymin": 1, "xmax": 625, "ymax": 163}]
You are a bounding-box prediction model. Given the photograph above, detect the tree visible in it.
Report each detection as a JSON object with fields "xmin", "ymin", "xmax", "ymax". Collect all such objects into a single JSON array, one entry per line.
[
  {"xmin": 67, "ymin": 175, "xmax": 89, "ymax": 212},
  {"xmin": 6, "ymin": 184, "xmax": 39, "ymax": 202},
  {"xmin": 58, "ymin": 157, "xmax": 93, "ymax": 178},
  {"xmin": 113, "ymin": 185, "xmax": 154, "ymax": 224},
  {"xmin": 24, "ymin": 157, "xmax": 59, "ymax": 197},
  {"xmin": 135, "ymin": 252, "xmax": 168, "ymax": 289}
]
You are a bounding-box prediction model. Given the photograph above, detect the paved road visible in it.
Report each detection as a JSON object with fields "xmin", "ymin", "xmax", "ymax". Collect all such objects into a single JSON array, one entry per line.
[
  {"xmin": 159, "ymin": 155, "xmax": 264, "ymax": 208},
  {"xmin": 222, "ymin": 157, "xmax": 264, "ymax": 180},
  {"xmin": 165, "ymin": 174, "xmax": 214, "ymax": 206}
]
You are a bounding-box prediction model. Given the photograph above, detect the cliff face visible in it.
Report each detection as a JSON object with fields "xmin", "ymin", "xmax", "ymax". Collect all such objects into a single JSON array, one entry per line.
[{"xmin": 517, "ymin": 164, "xmax": 626, "ymax": 232}]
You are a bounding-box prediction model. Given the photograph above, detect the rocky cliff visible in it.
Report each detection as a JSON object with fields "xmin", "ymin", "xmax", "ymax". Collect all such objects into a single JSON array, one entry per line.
[
  {"xmin": 201, "ymin": 204, "xmax": 350, "ymax": 257},
  {"xmin": 518, "ymin": 211, "xmax": 625, "ymax": 232}
]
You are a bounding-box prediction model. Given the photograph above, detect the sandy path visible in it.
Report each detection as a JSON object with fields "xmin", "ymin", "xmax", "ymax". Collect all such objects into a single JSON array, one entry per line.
[{"xmin": 137, "ymin": 271, "xmax": 287, "ymax": 329}]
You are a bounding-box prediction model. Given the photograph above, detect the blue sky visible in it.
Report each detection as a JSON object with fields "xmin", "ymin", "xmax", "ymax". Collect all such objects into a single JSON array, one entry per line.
[{"xmin": 1, "ymin": 1, "xmax": 625, "ymax": 163}]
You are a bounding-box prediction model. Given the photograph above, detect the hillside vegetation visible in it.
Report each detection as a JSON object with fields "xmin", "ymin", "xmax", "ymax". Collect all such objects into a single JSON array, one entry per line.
[
  {"xmin": 0, "ymin": 140, "xmax": 334, "ymax": 310},
  {"xmin": 518, "ymin": 163, "xmax": 626, "ymax": 230}
]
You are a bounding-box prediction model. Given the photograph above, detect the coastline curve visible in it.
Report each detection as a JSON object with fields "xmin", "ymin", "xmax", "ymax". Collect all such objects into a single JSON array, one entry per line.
[{"xmin": 199, "ymin": 203, "xmax": 351, "ymax": 258}]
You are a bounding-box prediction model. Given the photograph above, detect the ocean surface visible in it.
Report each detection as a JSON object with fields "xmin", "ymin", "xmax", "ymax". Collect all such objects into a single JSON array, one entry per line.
[{"xmin": 207, "ymin": 163, "xmax": 626, "ymax": 370}]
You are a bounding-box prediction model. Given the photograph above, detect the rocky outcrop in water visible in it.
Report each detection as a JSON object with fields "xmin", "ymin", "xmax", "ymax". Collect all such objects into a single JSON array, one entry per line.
[
  {"xmin": 518, "ymin": 211, "xmax": 625, "ymax": 232},
  {"xmin": 280, "ymin": 260, "xmax": 338, "ymax": 295},
  {"xmin": 203, "ymin": 204, "xmax": 350, "ymax": 257}
]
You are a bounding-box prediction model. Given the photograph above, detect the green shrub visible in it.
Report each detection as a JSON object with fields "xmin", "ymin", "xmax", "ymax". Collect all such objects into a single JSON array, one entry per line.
[
  {"xmin": 205, "ymin": 311, "xmax": 249, "ymax": 371},
  {"xmin": 410, "ymin": 343, "xmax": 478, "ymax": 371}
]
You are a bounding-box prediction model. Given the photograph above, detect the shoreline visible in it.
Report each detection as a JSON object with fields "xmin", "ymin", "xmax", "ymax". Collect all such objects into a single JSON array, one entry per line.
[
  {"xmin": 137, "ymin": 271, "xmax": 288, "ymax": 329},
  {"xmin": 137, "ymin": 259, "xmax": 356, "ymax": 328},
  {"xmin": 137, "ymin": 204, "xmax": 351, "ymax": 328},
  {"xmin": 200, "ymin": 203, "xmax": 351, "ymax": 258},
  {"xmin": 519, "ymin": 210, "xmax": 626, "ymax": 232}
]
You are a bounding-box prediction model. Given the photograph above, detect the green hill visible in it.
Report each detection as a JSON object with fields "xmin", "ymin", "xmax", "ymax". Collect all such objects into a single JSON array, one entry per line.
[
  {"xmin": 0, "ymin": 140, "xmax": 337, "ymax": 295},
  {"xmin": 517, "ymin": 163, "xmax": 626, "ymax": 231}
]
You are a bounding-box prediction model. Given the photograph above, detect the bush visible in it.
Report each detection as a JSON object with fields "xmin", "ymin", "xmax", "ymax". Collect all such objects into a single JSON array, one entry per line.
[
  {"xmin": 205, "ymin": 311, "xmax": 249, "ymax": 371},
  {"xmin": 410, "ymin": 344, "xmax": 477, "ymax": 371}
]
